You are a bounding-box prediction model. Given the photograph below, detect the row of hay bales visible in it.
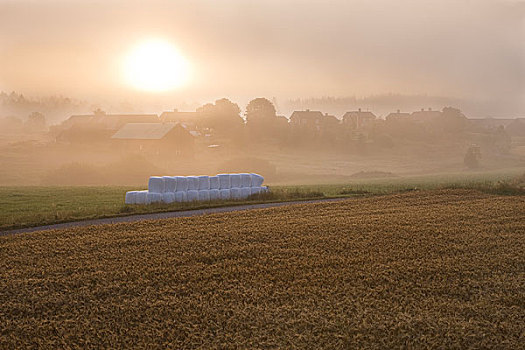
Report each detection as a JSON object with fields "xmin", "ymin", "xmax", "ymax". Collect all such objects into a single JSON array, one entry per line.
[{"xmin": 125, "ymin": 173, "xmax": 268, "ymax": 204}]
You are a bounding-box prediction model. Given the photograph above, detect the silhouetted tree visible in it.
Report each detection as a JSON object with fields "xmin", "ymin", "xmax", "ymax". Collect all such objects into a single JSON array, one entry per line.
[
  {"xmin": 26, "ymin": 112, "xmax": 46, "ymax": 132},
  {"xmin": 245, "ymin": 98, "xmax": 277, "ymax": 123},
  {"xmin": 245, "ymin": 98, "xmax": 285, "ymax": 141},
  {"xmin": 437, "ymin": 107, "xmax": 468, "ymax": 133},
  {"xmin": 197, "ymin": 98, "xmax": 243, "ymax": 137}
]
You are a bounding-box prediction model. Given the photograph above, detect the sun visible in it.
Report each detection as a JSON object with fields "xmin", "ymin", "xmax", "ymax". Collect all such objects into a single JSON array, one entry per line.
[{"xmin": 123, "ymin": 39, "xmax": 190, "ymax": 92}]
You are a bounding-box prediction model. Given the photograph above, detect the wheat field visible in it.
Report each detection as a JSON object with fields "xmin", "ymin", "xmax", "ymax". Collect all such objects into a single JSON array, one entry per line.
[{"xmin": 1, "ymin": 189, "xmax": 524, "ymax": 348}]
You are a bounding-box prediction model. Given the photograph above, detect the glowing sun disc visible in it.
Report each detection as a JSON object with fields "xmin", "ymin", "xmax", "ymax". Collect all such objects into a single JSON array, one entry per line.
[{"xmin": 123, "ymin": 39, "xmax": 190, "ymax": 92}]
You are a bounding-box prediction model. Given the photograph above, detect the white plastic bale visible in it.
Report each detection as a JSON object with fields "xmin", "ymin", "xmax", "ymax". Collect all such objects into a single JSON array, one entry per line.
[
  {"xmin": 135, "ymin": 191, "xmax": 148, "ymax": 204},
  {"xmin": 125, "ymin": 191, "xmax": 137, "ymax": 204},
  {"xmin": 148, "ymin": 176, "xmax": 165, "ymax": 193},
  {"xmin": 174, "ymin": 191, "xmax": 187, "ymax": 203},
  {"xmin": 187, "ymin": 190, "xmax": 199, "ymax": 202},
  {"xmin": 175, "ymin": 176, "xmax": 188, "ymax": 192},
  {"xmin": 250, "ymin": 173, "xmax": 264, "ymax": 187},
  {"xmin": 219, "ymin": 189, "xmax": 231, "ymax": 200},
  {"xmin": 198, "ymin": 190, "xmax": 210, "ymax": 201},
  {"xmin": 240, "ymin": 173, "xmax": 252, "ymax": 188},
  {"xmin": 230, "ymin": 187, "xmax": 242, "ymax": 200},
  {"xmin": 163, "ymin": 176, "xmax": 177, "ymax": 193},
  {"xmin": 230, "ymin": 174, "xmax": 241, "ymax": 188},
  {"xmin": 198, "ymin": 176, "xmax": 210, "ymax": 190},
  {"xmin": 250, "ymin": 187, "xmax": 263, "ymax": 196},
  {"xmin": 209, "ymin": 176, "xmax": 220, "ymax": 190},
  {"xmin": 162, "ymin": 192, "xmax": 175, "ymax": 204},
  {"xmin": 147, "ymin": 192, "xmax": 162, "ymax": 204},
  {"xmin": 240, "ymin": 187, "xmax": 252, "ymax": 198},
  {"xmin": 209, "ymin": 189, "xmax": 220, "ymax": 201},
  {"xmin": 187, "ymin": 176, "xmax": 199, "ymax": 191},
  {"xmin": 217, "ymin": 174, "xmax": 231, "ymax": 189}
]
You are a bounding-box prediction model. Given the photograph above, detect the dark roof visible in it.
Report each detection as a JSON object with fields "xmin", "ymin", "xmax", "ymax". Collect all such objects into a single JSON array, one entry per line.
[
  {"xmin": 342, "ymin": 111, "xmax": 377, "ymax": 120},
  {"xmin": 63, "ymin": 113, "xmax": 158, "ymax": 130},
  {"xmin": 111, "ymin": 123, "xmax": 185, "ymax": 140},
  {"xmin": 290, "ymin": 110, "xmax": 324, "ymax": 121},
  {"xmin": 410, "ymin": 110, "xmax": 441, "ymax": 122},
  {"xmin": 386, "ymin": 112, "xmax": 411, "ymax": 121}
]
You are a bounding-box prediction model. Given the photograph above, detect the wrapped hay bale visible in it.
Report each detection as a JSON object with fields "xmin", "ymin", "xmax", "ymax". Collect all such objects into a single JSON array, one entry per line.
[
  {"xmin": 230, "ymin": 187, "xmax": 242, "ymax": 200},
  {"xmin": 175, "ymin": 176, "xmax": 188, "ymax": 192},
  {"xmin": 250, "ymin": 173, "xmax": 264, "ymax": 187},
  {"xmin": 198, "ymin": 175, "xmax": 210, "ymax": 190},
  {"xmin": 162, "ymin": 192, "xmax": 175, "ymax": 204},
  {"xmin": 163, "ymin": 176, "xmax": 177, "ymax": 193},
  {"xmin": 217, "ymin": 174, "xmax": 231, "ymax": 189},
  {"xmin": 186, "ymin": 190, "xmax": 199, "ymax": 202},
  {"xmin": 135, "ymin": 190, "xmax": 148, "ymax": 204},
  {"xmin": 230, "ymin": 174, "xmax": 241, "ymax": 188},
  {"xmin": 250, "ymin": 187, "xmax": 263, "ymax": 195},
  {"xmin": 125, "ymin": 191, "xmax": 138, "ymax": 204},
  {"xmin": 219, "ymin": 189, "xmax": 231, "ymax": 200},
  {"xmin": 147, "ymin": 192, "xmax": 162, "ymax": 204},
  {"xmin": 209, "ymin": 176, "xmax": 220, "ymax": 190},
  {"xmin": 240, "ymin": 187, "xmax": 252, "ymax": 198},
  {"xmin": 209, "ymin": 189, "xmax": 220, "ymax": 201},
  {"xmin": 174, "ymin": 191, "xmax": 187, "ymax": 203},
  {"xmin": 198, "ymin": 190, "xmax": 210, "ymax": 202},
  {"xmin": 148, "ymin": 176, "xmax": 165, "ymax": 193},
  {"xmin": 240, "ymin": 173, "xmax": 252, "ymax": 188},
  {"xmin": 187, "ymin": 176, "xmax": 199, "ymax": 191}
]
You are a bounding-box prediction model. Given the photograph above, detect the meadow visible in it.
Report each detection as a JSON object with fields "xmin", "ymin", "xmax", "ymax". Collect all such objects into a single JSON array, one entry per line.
[
  {"xmin": 0, "ymin": 169, "xmax": 524, "ymax": 230},
  {"xmin": 1, "ymin": 189, "xmax": 523, "ymax": 348}
]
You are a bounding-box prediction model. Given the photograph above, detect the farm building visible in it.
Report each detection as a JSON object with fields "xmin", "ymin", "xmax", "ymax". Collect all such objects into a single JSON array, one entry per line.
[
  {"xmin": 342, "ymin": 109, "xmax": 377, "ymax": 130},
  {"xmin": 111, "ymin": 122, "xmax": 194, "ymax": 158},
  {"xmin": 410, "ymin": 108, "xmax": 442, "ymax": 123},
  {"xmin": 290, "ymin": 110, "xmax": 339, "ymax": 131},
  {"xmin": 385, "ymin": 110, "xmax": 411, "ymax": 122},
  {"xmin": 54, "ymin": 110, "xmax": 159, "ymax": 144}
]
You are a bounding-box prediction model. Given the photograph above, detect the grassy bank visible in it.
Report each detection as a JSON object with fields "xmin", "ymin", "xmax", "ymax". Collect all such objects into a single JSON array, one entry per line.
[{"xmin": 0, "ymin": 169, "xmax": 523, "ymax": 230}]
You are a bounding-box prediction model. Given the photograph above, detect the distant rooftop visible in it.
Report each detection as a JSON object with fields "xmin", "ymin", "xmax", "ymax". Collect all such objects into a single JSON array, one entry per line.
[{"xmin": 111, "ymin": 123, "xmax": 178, "ymax": 140}]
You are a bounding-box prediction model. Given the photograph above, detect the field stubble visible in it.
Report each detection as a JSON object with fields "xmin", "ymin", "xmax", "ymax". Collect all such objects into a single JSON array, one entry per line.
[{"xmin": 1, "ymin": 189, "xmax": 524, "ymax": 348}]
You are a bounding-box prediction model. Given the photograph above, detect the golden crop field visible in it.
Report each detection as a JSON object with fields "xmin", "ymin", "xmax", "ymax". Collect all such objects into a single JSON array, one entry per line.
[{"xmin": 1, "ymin": 189, "xmax": 524, "ymax": 348}]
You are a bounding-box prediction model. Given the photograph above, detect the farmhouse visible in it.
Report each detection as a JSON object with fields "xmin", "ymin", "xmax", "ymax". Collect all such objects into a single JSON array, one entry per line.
[
  {"xmin": 55, "ymin": 110, "xmax": 159, "ymax": 144},
  {"xmin": 290, "ymin": 110, "xmax": 339, "ymax": 131},
  {"xmin": 111, "ymin": 122, "xmax": 194, "ymax": 158},
  {"xmin": 342, "ymin": 108, "xmax": 377, "ymax": 130},
  {"xmin": 385, "ymin": 110, "xmax": 411, "ymax": 122},
  {"xmin": 410, "ymin": 108, "xmax": 441, "ymax": 123}
]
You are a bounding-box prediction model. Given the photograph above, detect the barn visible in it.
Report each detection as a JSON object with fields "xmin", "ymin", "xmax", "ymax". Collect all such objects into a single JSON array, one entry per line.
[{"xmin": 111, "ymin": 122, "xmax": 194, "ymax": 158}]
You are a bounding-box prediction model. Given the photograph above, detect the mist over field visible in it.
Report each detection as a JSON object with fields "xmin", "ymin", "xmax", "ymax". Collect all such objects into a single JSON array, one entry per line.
[{"xmin": 0, "ymin": 0, "xmax": 524, "ymax": 185}]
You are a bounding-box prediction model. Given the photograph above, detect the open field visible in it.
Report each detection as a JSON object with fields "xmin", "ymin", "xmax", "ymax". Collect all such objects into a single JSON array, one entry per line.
[
  {"xmin": 1, "ymin": 189, "xmax": 524, "ymax": 348},
  {"xmin": 0, "ymin": 169, "xmax": 524, "ymax": 230}
]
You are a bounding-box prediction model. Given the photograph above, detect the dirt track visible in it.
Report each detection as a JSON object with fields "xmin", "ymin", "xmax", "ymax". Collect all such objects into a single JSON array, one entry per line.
[{"xmin": 0, "ymin": 198, "xmax": 347, "ymax": 236}]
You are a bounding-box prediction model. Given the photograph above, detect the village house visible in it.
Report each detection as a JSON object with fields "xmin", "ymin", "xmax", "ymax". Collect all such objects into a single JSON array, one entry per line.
[
  {"xmin": 410, "ymin": 108, "xmax": 442, "ymax": 123},
  {"xmin": 342, "ymin": 108, "xmax": 377, "ymax": 130},
  {"xmin": 385, "ymin": 110, "xmax": 411, "ymax": 122},
  {"xmin": 111, "ymin": 122, "xmax": 194, "ymax": 158},
  {"xmin": 289, "ymin": 110, "xmax": 339, "ymax": 132}
]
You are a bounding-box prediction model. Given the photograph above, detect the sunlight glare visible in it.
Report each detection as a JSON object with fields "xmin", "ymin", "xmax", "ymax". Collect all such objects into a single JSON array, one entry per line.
[{"xmin": 123, "ymin": 39, "xmax": 190, "ymax": 92}]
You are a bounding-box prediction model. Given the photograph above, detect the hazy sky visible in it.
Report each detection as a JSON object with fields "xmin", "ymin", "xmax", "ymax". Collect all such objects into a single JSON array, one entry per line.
[{"xmin": 1, "ymin": 0, "xmax": 524, "ymax": 112}]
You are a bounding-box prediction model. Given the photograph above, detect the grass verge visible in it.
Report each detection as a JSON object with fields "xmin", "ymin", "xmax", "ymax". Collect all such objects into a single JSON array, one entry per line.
[{"xmin": 0, "ymin": 169, "xmax": 523, "ymax": 230}]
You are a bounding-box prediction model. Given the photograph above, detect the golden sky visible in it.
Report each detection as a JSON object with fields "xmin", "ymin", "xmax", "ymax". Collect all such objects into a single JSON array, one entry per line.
[{"xmin": 0, "ymin": 0, "xmax": 523, "ymax": 111}]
